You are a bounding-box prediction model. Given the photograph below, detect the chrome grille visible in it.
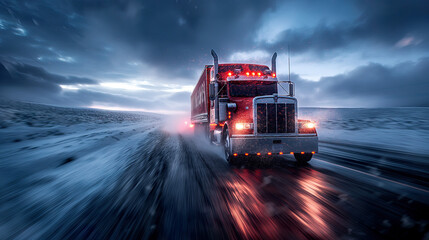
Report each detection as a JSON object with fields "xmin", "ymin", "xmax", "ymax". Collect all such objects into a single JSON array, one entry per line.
[{"xmin": 256, "ymin": 103, "xmax": 295, "ymax": 133}]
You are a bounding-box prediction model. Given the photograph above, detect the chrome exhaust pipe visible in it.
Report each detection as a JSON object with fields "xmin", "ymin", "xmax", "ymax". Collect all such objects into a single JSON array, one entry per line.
[
  {"xmin": 211, "ymin": 49, "xmax": 219, "ymax": 124},
  {"xmin": 271, "ymin": 52, "xmax": 277, "ymax": 75},
  {"xmin": 211, "ymin": 49, "xmax": 218, "ymax": 77}
]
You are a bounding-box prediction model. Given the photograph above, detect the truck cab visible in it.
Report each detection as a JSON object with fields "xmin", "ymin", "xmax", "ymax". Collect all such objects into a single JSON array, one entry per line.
[{"xmin": 191, "ymin": 50, "xmax": 318, "ymax": 164}]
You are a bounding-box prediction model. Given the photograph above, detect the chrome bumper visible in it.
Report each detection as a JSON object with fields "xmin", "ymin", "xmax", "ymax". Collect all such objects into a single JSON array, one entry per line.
[{"xmin": 230, "ymin": 134, "xmax": 318, "ymax": 155}]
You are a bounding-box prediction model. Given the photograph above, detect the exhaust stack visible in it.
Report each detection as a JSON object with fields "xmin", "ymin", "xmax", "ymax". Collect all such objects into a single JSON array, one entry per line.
[
  {"xmin": 211, "ymin": 49, "xmax": 218, "ymax": 77},
  {"xmin": 271, "ymin": 52, "xmax": 277, "ymax": 75},
  {"xmin": 211, "ymin": 49, "xmax": 219, "ymax": 124}
]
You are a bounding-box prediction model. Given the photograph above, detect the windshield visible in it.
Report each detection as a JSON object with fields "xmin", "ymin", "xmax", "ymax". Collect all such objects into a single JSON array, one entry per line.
[{"xmin": 229, "ymin": 81, "xmax": 278, "ymax": 97}]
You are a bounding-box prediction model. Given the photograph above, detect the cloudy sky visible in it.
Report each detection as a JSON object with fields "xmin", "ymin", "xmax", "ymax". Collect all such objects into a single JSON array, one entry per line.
[{"xmin": 0, "ymin": 0, "xmax": 428, "ymax": 113}]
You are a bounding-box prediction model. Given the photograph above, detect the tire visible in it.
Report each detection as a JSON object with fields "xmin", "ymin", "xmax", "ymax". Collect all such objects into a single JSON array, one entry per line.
[
  {"xmin": 294, "ymin": 153, "xmax": 313, "ymax": 163},
  {"xmin": 223, "ymin": 128, "xmax": 234, "ymax": 164}
]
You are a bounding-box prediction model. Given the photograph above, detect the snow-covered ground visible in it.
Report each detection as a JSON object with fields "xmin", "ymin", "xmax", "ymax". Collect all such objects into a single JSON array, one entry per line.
[
  {"xmin": 299, "ymin": 107, "xmax": 429, "ymax": 155},
  {"xmin": 0, "ymin": 100, "xmax": 164, "ymax": 238}
]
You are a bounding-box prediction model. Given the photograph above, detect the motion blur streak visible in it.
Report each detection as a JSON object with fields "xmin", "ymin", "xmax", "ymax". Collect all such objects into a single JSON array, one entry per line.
[
  {"xmin": 293, "ymin": 172, "xmax": 334, "ymax": 238},
  {"xmin": 1, "ymin": 101, "xmax": 428, "ymax": 239},
  {"xmin": 224, "ymin": 170, "xmax": 280, "ymax": 239}
]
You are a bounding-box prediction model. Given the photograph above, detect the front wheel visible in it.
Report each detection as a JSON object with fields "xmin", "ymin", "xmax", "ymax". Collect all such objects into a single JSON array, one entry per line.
[
  {"xmin": 294, "ymin": 153, "xmax": 313, "ymax": 163},
  {"xmin": 223, "ymin": 129, "xmax": 233, "ymax": 164}
]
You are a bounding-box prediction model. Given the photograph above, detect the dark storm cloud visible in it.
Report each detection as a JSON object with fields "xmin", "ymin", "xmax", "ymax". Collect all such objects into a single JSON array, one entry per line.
[
  {"xmin": 0, "ymin": 1, "xmax": 87, "ymax": 60},
  {"xmin": 292, "ymin": 57, "xmax": 429, "ymax": 107},
  {"xmin": 5, "ymin": 62, "xmax": 98, "ymax": 85},
  {"xmin": 0, "ymin": 61, "xmax": 97, "ymax": 103},
  {"xmin": 0, "ymin": 61, "xmax": 175, "ymax": 111},
  {"xmin": 268, "ymin": 0, "xmax": 429, "ymax": 53},
  {"xmin": 68, "ymin": 0, "xmax": 277, "ymax": 75},
  {"xmin": 1, "ymin": 62, "xmax": 61, "ymax": 96},
  {"xmin": 0, "ymin": 0, "xmax": 276, "ymax": 78}
]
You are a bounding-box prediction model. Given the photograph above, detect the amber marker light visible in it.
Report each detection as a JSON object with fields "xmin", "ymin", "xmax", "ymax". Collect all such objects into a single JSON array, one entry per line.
[
  {"xmin": 268, "ymin": 152, "xmax": 272, "ymax": 155},
  {"xmin": 245, "ymin": 153, "xmax": 249, "ymax": 156},
  {"xmin": 301, "ymin": 152, "xmax": 305, "ymax": 154},
  {"xmin": 279, "ymin": 152, "xmax": 283, "ymax": 155},
  {"xmin": 257, "ymin": 152, "xmax": 261, "ymax": 156},
  {"xmin": 290, "ymin": 152, "xmax": 294, "ymax": 154},
  {"xmin": 311, "ymin": 151, "xmax": 315, "ymax": 154},
  {"xmin": 233, "ymin": 153, "xmax": 238, "ymax": 157}
]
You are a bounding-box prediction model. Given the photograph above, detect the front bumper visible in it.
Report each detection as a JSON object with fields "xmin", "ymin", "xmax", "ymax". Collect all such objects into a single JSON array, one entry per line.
[{"xmin": 230, "ymin": 134, "xmax": 318, "ymax": 155}]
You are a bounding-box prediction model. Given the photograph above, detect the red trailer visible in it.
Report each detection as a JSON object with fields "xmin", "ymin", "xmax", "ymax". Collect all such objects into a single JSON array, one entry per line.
[{"xmin": 191, "ymin": 50, "xmax": 318, "ymax": 164}]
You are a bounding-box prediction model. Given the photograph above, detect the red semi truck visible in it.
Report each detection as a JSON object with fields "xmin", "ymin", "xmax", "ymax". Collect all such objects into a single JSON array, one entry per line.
[{"xmin": 191, "ymin": 50, "xmax": 318, "ymax": 163}]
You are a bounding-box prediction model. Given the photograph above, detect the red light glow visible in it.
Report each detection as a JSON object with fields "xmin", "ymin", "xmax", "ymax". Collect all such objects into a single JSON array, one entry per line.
[
  {"xmin": 233, "ymin": 153, "xmax": 238, "ymax": 157},
  {"xmin": 228, "ymin": 72, "xmax": 232, "ymax": 76},
  {"xmin": 272, "ymin": 73, "xmax": 276, "ymax": 77},
  {"xmin": 246, "ymin": 72, "xmax": 250, "ymax": 76},
  {"xmin": 189, "ymin": 124, "xmax": 194, "ymax": 128},
  {"xmin": 312, "ymin": 151, "xmax": 315, "ymax": 154},
  {"xmin": 257, "ymin": 72, "xmax": 261, "ymax": 76}
]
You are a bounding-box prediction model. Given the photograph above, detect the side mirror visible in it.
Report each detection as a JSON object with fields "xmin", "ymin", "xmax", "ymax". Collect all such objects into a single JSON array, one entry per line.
[
  {"xmin": 209, "ymin": 83, "xmax": 215, "ymax": 100},
  {"xmin": 288, "ymin": 82, "xmax": 295, "ymax": 97}
]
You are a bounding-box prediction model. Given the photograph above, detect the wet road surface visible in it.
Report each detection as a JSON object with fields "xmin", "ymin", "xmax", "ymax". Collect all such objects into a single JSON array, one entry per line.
[{"xmin": 2, "ymin": 129, "xmax": 428, "ymax": 239}]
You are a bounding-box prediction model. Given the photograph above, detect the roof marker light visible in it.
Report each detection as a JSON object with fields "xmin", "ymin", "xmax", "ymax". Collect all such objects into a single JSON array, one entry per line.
[
  {"xmin": 268, "ymin": 152, "xmax": 272, "ymax": 155},
  {"xmin": 301, "ymin": 152, "xmax": 305, "ymax": 154},
  {"xmin": 272, "ymin": 73, "xmax": 276, "ymax": 77},
  {"xmin": 246, "ymin": 72, "xmax": 250, "ymax": 76},
  {"xmin": 233, "ymin": 153, "xmax": 238, "ymax": 157},
  {"xmin": 279, "ymin": 152, "xmax": 283, "ymax": 155},
  {"xmin": 290, "ymin": 152, "xmax": 294, "ymax": 155},
  {"xmin": 252, "ymin": 72, "xmax": 256, "ymax": 76},
  {"xmin": 245, "ymin": 153, "xmax": 249, "ymax": 156},
  {"xmin": 311, "ymin": 151, "xmax": 315, "ymax": 154},
  {"xmin": 257, "ymin": 72, "xmax": 261, "ymax": 76},
  {"xmin": 257, "ymin": 152, "xmax": 261, "ymax": 156},
  {"xmin": 228, "ymin": 72, "xmax": 232, "ymax": 76}
]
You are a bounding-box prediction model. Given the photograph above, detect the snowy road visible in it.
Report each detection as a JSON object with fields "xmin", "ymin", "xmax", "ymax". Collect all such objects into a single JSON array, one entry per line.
[{"xmin": 1, "ymin": 102, "xmax": 428, "ymax": 239}]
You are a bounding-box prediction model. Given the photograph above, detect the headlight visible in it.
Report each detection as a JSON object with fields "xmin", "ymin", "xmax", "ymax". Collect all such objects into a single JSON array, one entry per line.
[
  {"xmin": 298, "ymin": 120, "xmax": 317, "ymax": 134},
  {"xmin": 303, "ymin": 122, "xmax": 315, "ymax": 128},
  {"xmin": 235, "ymin": 123, "xmax": 253, "ymax": 130}
]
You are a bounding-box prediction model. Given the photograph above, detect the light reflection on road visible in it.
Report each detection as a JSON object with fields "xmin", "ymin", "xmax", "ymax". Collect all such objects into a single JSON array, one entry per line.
[
  {"xmin": 223, "ymin": 169, "xmax": 281, "ymax": 239},
  {"xmin": 292, "ymin": 169, "xmax": 336, "ymax": 239},
  {"xmin": 222, "ymin": 166, "xmax": 337, "ymax": 239}
]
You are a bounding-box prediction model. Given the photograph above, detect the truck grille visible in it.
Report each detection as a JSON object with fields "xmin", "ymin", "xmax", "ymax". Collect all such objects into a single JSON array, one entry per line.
[{"xmin": 256, "ymin": 103, "xmax": 295, "ymax": 133}]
